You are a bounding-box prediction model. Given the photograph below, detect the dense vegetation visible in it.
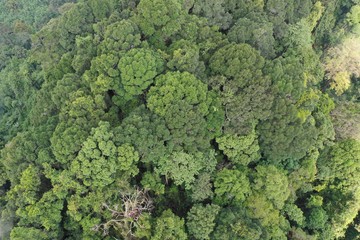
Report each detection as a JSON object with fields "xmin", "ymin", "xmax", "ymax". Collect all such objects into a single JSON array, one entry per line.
[{"xmin": 0, "ymin": 0, "xmax": 359, "ymax": 239}]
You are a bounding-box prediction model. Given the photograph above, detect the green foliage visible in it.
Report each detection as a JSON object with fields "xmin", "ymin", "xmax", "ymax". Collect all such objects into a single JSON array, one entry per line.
[
  {"xmin": 156, "ymin": 151, "xmax": 216, "ymax": 189},
  {"xmin": 84, "ymin": 53, "xmax": 121, "ymax": 95},
  {"xmin": 141, "ymin": 171, "xmax": 165, "ymax": 195},
  {"xmin": 210, "ymin": 43, "xmax": 265, "ymax": 88},
  {"xmin": 98, "ymin": 19, "xmax": 142, "ymax": 54},
  {"xmin": 244, "ymin": 193, "xmax": 289, "ymax": 239},
  {"xmin": 264, "ymin": 0, "xmax": 289, "ymax": 39},
  {"xmin": 192, "ymin": 0, "xmax": 232, "ymax": 30},
  {"xmin": 16, "ymin": 190, "xmax": 64, "ymax": 235},
  {"xmin": 186, "ymin": 204, "xmax": 220, "ymax": 240},
  {"xmin": 209, "ymin": 43, "xmax": 273, "ymax": 134},
  {"xmin": 147, "ymin": 71, "xmax": 220, "ymax": 151},
  {"xmin": 307, "ymin": 195, "xmax": 323, "ymax": 208},
  {"xmin": 288, "ymin": 149, "xmax": 318, "ymax": 192},
  {"xmin": 252, "ymin": 165, "xmax": 290, "ymax": 209},
  {"xmin": 147, "ymin": 71, "xmax": 209, "ymax": 118},
  {"xmin": 214, "ymin": 168, "xmax": 250, "ymax": 205},
  {"xmin": 189, "ymin": 173, "xmax": 214, "ymax": 202},
  {"xmin": 331, "ymin": 101, "xmax": 360, "ymax": 141},
  {"xmin": 71, "ymin": 35, "xmax": 96, "ymax": 75},
  {"xmin": 134, "ymin": 0, "xmax": 186, "ymax": 48},
  {"xmin": 0, "ymin": 0, "xmax": 358, "ymax": 238},
  {"xmin": 51, "ymin": 73, "xmax": 84, "ymax": 109},
  {"xmin": 167, "ymin": 39, "xmax": 204, "ymax": 76},
  {"xmin": 115, "ymin": 105, "xmax": 171, "ymax": 163},
  {"xmin": 134, "ymin": 213, "xmax": 153, "ymax": 239},
  {"xmin": 228, "ymin": 14, "xmax": 275, "ymax": 58},
  {"xmin": 224, "ymin": 0, "xmax": 264, "ymax": 20},
  {"xmin": 0, "ymin": 59, "xmax": 39, "ymax": 143},
  {"xmin": 284, "ymin": 203, "xmax": 305, "ymax": 226},
  {"xmin": 151, "ymin": 209, "xmax": 187, "ymax": 240},
  {"xmin": 306, "ymin": 207, "xmax": 328, "ymax": 230},
  {"xmin": 258, "ymin": 96, "xmax": 326, "ymax": 165},
  {"xmin": 212, "ymin": 207, "xmax": 262, "ymax": 240},
  {"xmin": 118, "ymin": 48, "xmax": 164, "ymax": 101},
  {"xmin": 6, "ymin": 165, "xmax": 41, "ymax": 207},
  {"xmin": 70, "ymin": 121, "xmax": 139, "ymax": 188},
  {"xmin": 216, "ymin": 128, "xmax": 260, "ymax": 166},
  {"xmin": 316, "ymin": 139, "xmax": 360, "ymax": 238},
  {"xmin": 10, "ymin": 227, "xmax": 49, "ymax": 240},
  {"xmin": 318, "ymin": 140, "xmax": 360, "ymax": 185}
]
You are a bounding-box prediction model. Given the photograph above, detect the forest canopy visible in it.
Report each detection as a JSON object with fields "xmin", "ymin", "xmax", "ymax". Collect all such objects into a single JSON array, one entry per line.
[{"xmin": 0, "ymin": 0, "xmax": 360, "ymax": 239}]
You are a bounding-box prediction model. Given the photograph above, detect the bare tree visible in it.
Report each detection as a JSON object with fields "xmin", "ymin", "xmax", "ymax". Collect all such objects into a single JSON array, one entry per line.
[{"xmin": 93, "ymin": 188, "xmax": 154, "ymax": 239}]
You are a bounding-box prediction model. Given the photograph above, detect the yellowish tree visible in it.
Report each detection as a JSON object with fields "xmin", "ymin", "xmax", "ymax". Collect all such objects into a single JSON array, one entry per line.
[{"xmin": 324, "ymin": 36, "xmax": 360, "ymax": 95}]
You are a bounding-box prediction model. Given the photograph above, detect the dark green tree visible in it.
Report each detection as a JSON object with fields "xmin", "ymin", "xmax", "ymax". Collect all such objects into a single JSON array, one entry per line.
[
  {"xmin": 186, "ymin": 204, "xmax": 221, "ymax": 240},
  {"xmin": 151, "ymin": 209, "xmax": 187, "ymax": 240},
  {"xmin": 209, "ymin": 43, "xmax": 273, "ymax": 134}
]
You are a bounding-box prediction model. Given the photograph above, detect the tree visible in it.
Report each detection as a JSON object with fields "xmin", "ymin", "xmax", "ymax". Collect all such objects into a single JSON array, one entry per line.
[
  {"xmin": 71, "ymin": 35, "xmax": 97, "ymax": 75},
  {"xmin": 252, "ymin": 165, "xmax": 290, "ymax": 209},
  {"xmin": 224, "ymin": 0, "xmax": 264, "ymax": 20},
  {"xmin": 331, "ymin": 101, "xmax": 360, "ymax": 141},
  {"xmin": 15, "ymin": 190, "xmax": 64, "ymax": 238},
  {"xmin": 155, "ymin": 151, "xmax": 216, "ymax": 189},
  {"xmin": 324, "ymin": 36, "xmax": 360, "ymax": 95},
  {"xmin": 306, "ymin": 207, "xmax": 328, "ymax": 230},
  {"xmin": 258, "ymin": 50, "xmax": 331, "ymax": 165},
  {"xmin": 317, "ymin": 140, "xmax": 360, "ymax": 238},
  {"xmin": 284, "ymin": 203, "xmax": 305, "ymax": 227},
  {"xmin": 0, "ymin": 58, "xmax": 38, "ymax": 143},
  {"xmin": 147, "ymin": 71, "xmax": 222, "ymax": 152},
  {"xmin": 31, "ymin": 2, "xmax": 95, "ymax": 71},
  {"xmin": 214, "ymin": 168, "xmax": 251, "ymax": 205},
  {"xmin": 313, "ymin": 0, "xmax": 341, "ymax": 48},
  {"xmin": 10, "ymin": 227, "xmax": 49, "ymax": 240},
  {"xmin": 189, "ymin": 173, "xmax": 214, "ymax": 202},
  {"xmin": 244, "ymin": 193, "xmax": 289, "ymax": 239},
  {"xmin": 210, "ymin": 43, "xmax": 265, "ymax": 88},
  {"xmin": 51, "ymin": 73, "xmax": 84, "ymax": 109},
  {"xmin": 70, "ymin": 121, "xmax": 139, "ymax": 189},
  {"xmin": 114, "ymin": 105, "xmax": 171, "ymax": 164},
  {"xmin": 50, "ymin": 91, "xmax": 107, "ymax": 165},
  {"xmin": 258, "ymin": 98, "xmax": 319, "ymax": 165},
  {"xmin": 186, "ymin": 204, "xmax": 220, "ymax": 240},
  {"xmin": 228, "ymin": 13, "xmax": 276, "ymax": 58},
  {"xmin": 97, "ymin": 19, "xmax": 142, "ymax": 54},
  {"xmin": 194, "ymin": 18, "xmax": 229, "ymax": 62},
  {"xmin": 83, "ymin": 53, "xmax": 121, "ymax": 95},
  {"xmin": 317, "ymin": 140, "xmax": 360, "ymax": 186},
  {"xmin": 151, "ymin": 209, "xmax": 187, "ymax": 240},
  {"xmin": 216, "ymin": 126, "xmax": 260, "ymax": 166},
  {"xmin": 141, "ymin": 171, "xmax": 165, "ymax": 195},
  {"xmin": 6, "ymin": 165, "xmax": 41, "ymax": 208},
  {"xmin": 117, "ymin": 48, "xmax": 164, "ymax": 102},
  {"xmin": 346, "ymin": 4, "xmax": 360, "ymax": 34},
  {"xmin": 209, "ymin": 43, "xmax": 273, "ymax": 134},
  {"xmin": 133, "ymin": 0, "xmax": 186, "ymax": 49},
  {"xmin": 212, "ymin": 206, "xmax": 262, "ymax": 240},
  {"xmin": 192, "ymin": 0, "xmax": 232, "ymax": 30},
  {"xmin": 147, "ymin": 71, "xmax": 209, "ymax": 119},
  {"xmin": 1, "ymin": 124, "xmax": 54, "ymax": 184},
  {"xmin": 288, "ymin": 149, "xmax": 318, "ymax": 192},
  {"xmin": 166, "ymin": 39, "xmax": 204, "ymax": 77}
]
